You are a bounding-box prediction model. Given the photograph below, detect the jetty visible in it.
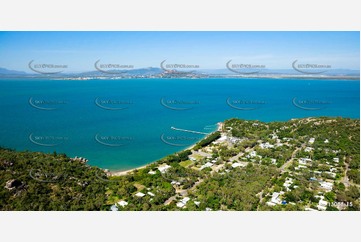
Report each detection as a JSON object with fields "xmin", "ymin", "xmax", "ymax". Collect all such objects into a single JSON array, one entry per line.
[{"xmin": 171, "ymin": 126, "xmax": 209, "ymax": 135}]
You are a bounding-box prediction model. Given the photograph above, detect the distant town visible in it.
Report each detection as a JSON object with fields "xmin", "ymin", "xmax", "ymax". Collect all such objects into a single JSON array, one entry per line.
[{"xmin": 0, "ymin": 67, "xmax": 359, "ymax": 80}]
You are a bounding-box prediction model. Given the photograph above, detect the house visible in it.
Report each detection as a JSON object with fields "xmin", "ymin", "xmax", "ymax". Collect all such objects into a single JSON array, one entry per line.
[
  {"xmin": 246, "ymin": 151, "xmax": 257, "ymax": 158},
  {"xmin": 231, "ymin": 163, "xmax": 245, "ymax": 168},
  {"xmin": 200, "ymin": 162, "xmax": 213, "ymax": 170},
  {"xmin": 305, "ymin": 207, "xmax": 318, "ymax": 211},
  {"xmin": 304, "ymin": 147, "xmax": 314, "ymax": 152},
  {"xmin": 171, "ymin": 181, "xmax": 180, "ymax": 185},
  {"xmin": 110, "ymin": 204, "xmax": 118, "ymax": 211},
  {"xmin": 259, "ymin": 142, "xmax": 274, "ymax": 149},
  {"xmin": 229, "ymin": 137, "xmax": 241, "ymax": 144},
  {"xmin": 135, "ymin": 192, "xmax": 145, "ymax": 197},
  {"xmin": 333, "ymin": 158, "xmax": 339, "ymax": 163},
  {"xmin": 214, "ymin": 135, "xmax": 227, "ymax": 144},
  {"xmin": 309, "ymin": 138, "xmax": 315, "ymax": 144},
  {"xmin": 271, "ymin": 134, "xmax": 278, "ymax": 139},
  {"xmin": 148, "ymin": 170, "xmax": 156, "ymax": 175},
  {"xmin": 176, "ymin": 197, "xmax": 190, "ymax": 208},
  {"xmin": 324, "ymin": 171, "xmax": 336, "ymax": 178},
  {"xmin": 270, "ymin": 158, "xmax": 277, "ymax": 164},
  {"xmin": 157, "ymin": 164, "xmax": 171, "ymax": 173},
  {"xmin": 117, "ymin": 200, "xmax": 128, "ymax": 207},
  {"xmin": 266, "ymin": 201, "xmax": 276, "ymax": 206},
  {"xmin": 271, "ymin": 192, "xmax": 282, "ymax": 205},
  {"xmin": 299, "ymin": 157, "xmax": 312, "ymax": 165},
  {"xmin": 194, "ymin": 201, "xmax": 201, "ymax": 206},
  {"xmin": 319, "ymin": 181, "xmax": 333, "ymax": 191},
  {"xmin": 317, "ymin": 199, "xmax": 328, "ymax": 211},
  {"xmin": 324, "ymin": 139, "xmax": 329, "ymax": 143},
  {"xmin": 147, "ymin": 192, "xmax": 155, "ymax": 197},
  {"xmin": 283, "ymin": 178, "xmax": 293, "ymax": 191}
]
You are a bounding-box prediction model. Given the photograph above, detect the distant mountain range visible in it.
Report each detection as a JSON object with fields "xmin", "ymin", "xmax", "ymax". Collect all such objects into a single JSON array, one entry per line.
[
  {"xmin": 0, "ymin": 67, "xmax": 359, "ymax": 79},
  {"xmin": 0, "ymin": 67, "xmax": 28, "ymax": 76}
]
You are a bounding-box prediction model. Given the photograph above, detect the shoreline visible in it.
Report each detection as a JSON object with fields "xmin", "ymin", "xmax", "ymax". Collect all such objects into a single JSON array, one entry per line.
[{"xmin": 110, "ymin": 122, "xmax": 222, "ymax": 177}]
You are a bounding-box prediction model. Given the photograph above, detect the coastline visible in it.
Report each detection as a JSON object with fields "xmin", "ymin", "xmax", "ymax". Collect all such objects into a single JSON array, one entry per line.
[{"xmin": 110, "ymin": 122, "xmax": 223, "ymax": 177}]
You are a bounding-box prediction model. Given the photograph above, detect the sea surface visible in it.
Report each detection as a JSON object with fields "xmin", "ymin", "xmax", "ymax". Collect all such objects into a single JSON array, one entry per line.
[{"xmin": 0, "ymin": 78, "xmax": 359, "ymax": 170}]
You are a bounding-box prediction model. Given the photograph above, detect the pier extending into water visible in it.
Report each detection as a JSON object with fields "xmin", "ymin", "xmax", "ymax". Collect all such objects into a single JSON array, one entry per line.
[{"xmin": 171, "ymin": 126, "xmax": 209, "ymax": 135}]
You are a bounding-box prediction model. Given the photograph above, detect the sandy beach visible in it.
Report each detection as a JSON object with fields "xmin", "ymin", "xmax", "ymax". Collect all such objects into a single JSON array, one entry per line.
[{"xmin": 110, "ymin": 122, "xmax": 223, "ymax": 177}]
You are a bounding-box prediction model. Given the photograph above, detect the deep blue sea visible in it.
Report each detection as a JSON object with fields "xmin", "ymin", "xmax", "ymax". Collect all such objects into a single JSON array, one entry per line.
[{"xmin": 0, "ymin": 78, "xmax": 359, "ymax": 170}]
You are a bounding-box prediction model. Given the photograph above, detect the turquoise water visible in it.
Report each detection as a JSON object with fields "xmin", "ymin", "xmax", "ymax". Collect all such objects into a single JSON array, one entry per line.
[{"xmin": 0, "ymin": 78, "xmax": 359, "ymax": 170}]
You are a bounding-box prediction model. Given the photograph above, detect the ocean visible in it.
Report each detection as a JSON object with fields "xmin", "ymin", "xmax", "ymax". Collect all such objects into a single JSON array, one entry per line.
[{"xmin": 0, "ymin": 78, "xmax": 359, "ymax": 171}]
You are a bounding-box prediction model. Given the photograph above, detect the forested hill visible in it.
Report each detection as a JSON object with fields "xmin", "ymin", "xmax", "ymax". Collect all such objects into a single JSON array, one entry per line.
[{"xmin": 0, "ymin": 148, "xmax": 108, "ymax": 210}]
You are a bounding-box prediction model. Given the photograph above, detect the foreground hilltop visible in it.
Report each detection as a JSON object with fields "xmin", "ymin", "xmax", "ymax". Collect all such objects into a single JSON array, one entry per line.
[{"xmin": 0, "ymin": 117, "xmax": 359, "ymax": 211}]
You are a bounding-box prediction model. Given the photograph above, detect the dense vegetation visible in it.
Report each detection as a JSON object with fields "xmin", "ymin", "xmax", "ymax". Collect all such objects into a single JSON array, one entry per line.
[
  {"xmin": 0, "ymin": 148, "xmax": 107, "ymax": 210},
  {"xmin": 1, "ymin": 117, "xmax": 359, "ymax": 211},
  {"xmin": 189, "ymin": 164, "xmax": 279, "ymax": 211},
  {"xmin": 194, "ymin": 131, "xmax": 221, "ymax": 150}
]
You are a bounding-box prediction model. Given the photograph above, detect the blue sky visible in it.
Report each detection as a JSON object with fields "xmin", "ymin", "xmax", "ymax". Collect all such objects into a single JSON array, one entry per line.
[{"xmin": 0, "ymin": 31, "xmax": 359, "ymax": 72}]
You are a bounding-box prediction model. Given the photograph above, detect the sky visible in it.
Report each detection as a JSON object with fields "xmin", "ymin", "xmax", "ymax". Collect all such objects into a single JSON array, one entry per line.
[{"xmin": 0, "ymin": 31, "xmax": 359, "ymax": 72}]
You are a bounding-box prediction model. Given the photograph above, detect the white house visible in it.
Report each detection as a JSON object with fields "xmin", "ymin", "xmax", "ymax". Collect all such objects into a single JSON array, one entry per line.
[
  {"xmin": 309, "ymin": 138, "xmax": 315, "ymax": 144},
  {"xmin": 200, "ymin": 162, "xmax": 213, "ymax": 170},
  {"xmin": 176, "ymin": 197, "xmax": 190, "ymax": 208},
  {"xmin": 317, "ymin": 199, "xmax": 328, "ymax": 211},
  {"xmin": 135, "ymin": 192, "xmax": 145, "ymax": 197},
  {"xmin": 231, "ymin": 163, "xmax": 245, "ymax": 168},
  {"xmin": 271, "ymin": 192, "xmax": 282, "ymax": 205},
  {"xmin": 157, "ymin": 164, "xmax": 171, "ymax": 173},
  {"xmin": 319, "ymin": 181, "xmax": 333, "ymax": 191},
  {"xmin": 260, "ymin": 142, "xmax": 274, "ymax": 149},
  {"xmin": 117, "ymin": 200, "xmax": 128, "ymax": 207},
  {"xmin": 299, "ymin": 157, "xmax": 312, "ymax": 165},
  {"xmin": 283, "ymin": 178, "xmax": 293, "ymax": 191}
]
